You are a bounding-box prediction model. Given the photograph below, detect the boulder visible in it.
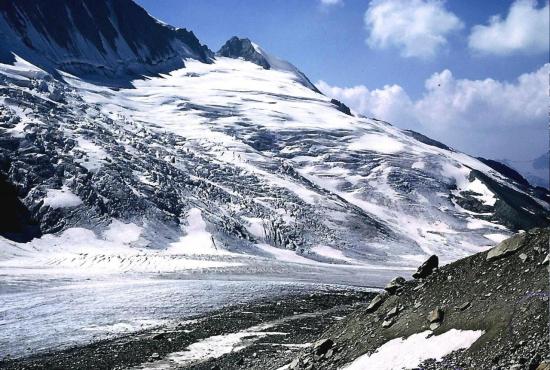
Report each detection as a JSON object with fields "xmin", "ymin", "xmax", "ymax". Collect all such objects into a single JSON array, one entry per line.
[
  {"xmin": 519, "ymin": 253, "xmax": 528, "ymax": 263},
  {"xmin": 313, "ymin": 339, "xmax": 334, "ymax": 356},
  {"xmin": 487, "ymin": 233, "xmax": 527, "ymax": 261},
  {"xmin": 382, "ymin": 319, "xmax": 394, "ymax": 328},
  {"xmin": 428, "ymin": 308, "xmax": 444, "ymax": 323},
  {"xmin": 289, "ymin": 358, "xmax": 300, "ymax": 369},
  {"xmin": 365, "ymin": 292, "xmax": 388, "ymax": 313},
  {"xmin": 384, "ymin": 277, "xmax": 406, "ymax": 294},
  {"xmin": 385, "ymin": 306, "xmax": 400, "ymax": 320},
  {"xmin": 456, "ymin": 301, "xmax": 471, "ymax": 311},
  {"xmin": 413, "ymin": 255, "xmax": 439, "ymax": 279},
  {"xmin": 537, "ymin": 360, "xmax": 550, "ymax": 370}
]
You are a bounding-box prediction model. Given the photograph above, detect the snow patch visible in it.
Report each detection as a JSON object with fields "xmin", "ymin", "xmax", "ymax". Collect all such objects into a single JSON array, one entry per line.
[
  {"xmin": 168, "ymin": 208, "xmax": 232, "ymax": 255},
  {"xmin": 103, "ymin": 220, "xmax": 142, "ymax": 244},
  {"xmin": 74, "ymin": 137, "xmax": 108, "ymax": 171},
  {"xmin": 465, "ymin": 178, "xmax": 497, "ymax": 206},
  {"xmin": 412, "ymin": 161, "xmax": 425, "ymax": 170},
  {"xmin": 311, "ymin": 245, "xmax": 356, "ymax": 264},
  {"xmin": 343, "ymin": 329, "xmax": 484, "ymax": 370},
  {"xmin": 257, "ymin": 244, "xmax": 319, "ymax": 265},
  {"xmin": 484, "ymin": 233, "xmax": 508, "ymax": 243},
  {"xmin": 43, "ymin": 186, "xmax": 82, "ymax": 209},
  {"xmin": 348, "ymin": 133, "xmax": 404, "ymax": 154},
  {"xmin": 242, "ymin": 217, "xmax": 266, "ymax": 239}
]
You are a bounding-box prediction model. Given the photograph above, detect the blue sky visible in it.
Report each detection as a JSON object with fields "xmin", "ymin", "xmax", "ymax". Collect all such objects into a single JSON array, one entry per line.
[
  {"xmin": 137, "ymin": 0, "xmax": 545, "ymax": 96},
  {"xmin": 136, "ymin": 0, "xmax": 548, "ymax": 175}
]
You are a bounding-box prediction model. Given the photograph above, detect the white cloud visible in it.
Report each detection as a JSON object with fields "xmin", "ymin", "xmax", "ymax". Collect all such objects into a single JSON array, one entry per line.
[
  {"xmin": 316, "ymin": 81, "xmax": 416, "ymax": 125},
  {"xmin": 469, "ymin": 0, "xmax": 549, "ymax": 55},
  {"xmin": 319, "ymin": 0, "xmax": 343, "ymax": 6},
  {"xmin": 364, "ymin": 0, "xmax": 463, "ymax": 58},
  {"xmin": 316, "ymin": 63, "xmax": 549, "ymax": 160}
]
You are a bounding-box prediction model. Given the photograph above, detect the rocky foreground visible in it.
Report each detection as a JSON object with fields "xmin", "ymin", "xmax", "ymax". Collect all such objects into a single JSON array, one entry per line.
[{"xmin": 286, "ymin": 227, "xmax": 550, "ymax": 370}]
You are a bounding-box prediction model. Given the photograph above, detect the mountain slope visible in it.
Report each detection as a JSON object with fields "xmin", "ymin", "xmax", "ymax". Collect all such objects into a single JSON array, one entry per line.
[
  {"xmin": 289, "ymin": 228, "xmax": 549, "ymax": 370},
  {"xmin": 0, "ymin": 0, "xmax": 548, "ymax": 276}
]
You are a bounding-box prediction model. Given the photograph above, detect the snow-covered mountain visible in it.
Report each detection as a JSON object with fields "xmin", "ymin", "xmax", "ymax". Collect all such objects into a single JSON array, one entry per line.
[
  {"xmin": 0, "ymin": 0, "xmax": 211, "ymax": 82},
  {"xmin": 0, "ymin": 0, "xmax": 548, "ymax": 275}
]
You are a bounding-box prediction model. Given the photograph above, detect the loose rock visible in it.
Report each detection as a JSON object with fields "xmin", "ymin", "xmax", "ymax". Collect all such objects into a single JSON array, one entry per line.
[
  {"xmin": 487, "ymin": 233, "xmax": 527, "ymax": 261},
  {"xmin": 384, "ymin": 277, "xmax": 406, "ymax": 295},
  {"xmin": 519, "ymin": 253, "xmax": 528, "ymax": 263},
  {"xmin": 428, "ymin": 308, "xmax": 444, "ymax": 323},
  {"xmin": 413, "ymin": 255, "xmax": 439, "ymax": 279},
  {"xmin": 313, "ymin": 339, "xmax": 334, "ymax": 356},
  {"xmin": 385, "ymin": 306, "xmax": 400, "ymax": 320},
  {"xmin": 365, "ymin": 292, "xmax": 387, "ymax": 313}
]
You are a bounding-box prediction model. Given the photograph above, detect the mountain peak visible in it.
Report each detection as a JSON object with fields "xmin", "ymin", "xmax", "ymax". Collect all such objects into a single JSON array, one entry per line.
[
  {"xmin": 217, "ymin": 36, "xmax": 321, "ymax": 93},
  {"xmin": 0, "ymin": 0, "xmax": 211, "ymax": 81},
  {"xmin": 217, "ymin": 36, "xmax": 271, "ymax": 69}
]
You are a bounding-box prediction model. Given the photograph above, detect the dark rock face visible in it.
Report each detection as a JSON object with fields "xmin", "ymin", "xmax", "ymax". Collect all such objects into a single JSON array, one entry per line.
[
  {"xmin": 476, "ymin": 157, "xmax": 530, "ymax": 187},
  {"xmin": 313, "ymin": 339, "xmax": 334, "ymax": 356},
  {"xmin": 452, "ymin": 170, "xmax": 550, "ymax": 232},
  {"xmin": 330, "ymin": 99, "xmax": 352, "ymax": 116},
  {"xmin": 412, "ymin": 254, "xmax": 439, "ymax": 279},
  {"xmin": 217, "ymin": 37, "xmax": 270, "ymax": 69},
  {"xmin": 404, "ymin": 130, "xmax": 453, "ymax": 151},
  {"xmin": 472, "ymin": 170, "xmax": 549, "ymax": 230},
  {"xmin": 0, "ymin": 173, "xmax": 41, "ymax": 242},
  {"xmin": 0, "ymin": 0, "xmax": 211, "ymax": 80}
]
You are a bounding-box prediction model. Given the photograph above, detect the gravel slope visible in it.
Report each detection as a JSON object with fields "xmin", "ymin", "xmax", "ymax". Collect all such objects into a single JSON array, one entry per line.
[{"xmin": 284, "ymin": 228, "xmax": 550, "ymax": 370}]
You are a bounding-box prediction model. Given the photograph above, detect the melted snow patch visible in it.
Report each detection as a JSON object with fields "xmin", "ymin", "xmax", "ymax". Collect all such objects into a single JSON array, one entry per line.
[
  {"xmin": 342, "ymin": 329, "xmax": 484, "ymax": 370},
  {"xmin": 348, "ymin": 133, "xmax": 404, "ymax": 154},
  {"xmin": 168, "ymin": 323, "xmax": 286, "ymax": 366},
  {"xmin": 43, "ymin": 186, "xmax": 82, "ymax": 209}
]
